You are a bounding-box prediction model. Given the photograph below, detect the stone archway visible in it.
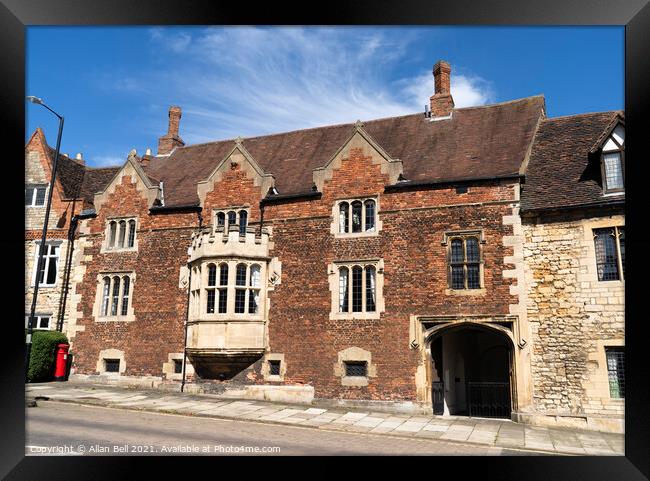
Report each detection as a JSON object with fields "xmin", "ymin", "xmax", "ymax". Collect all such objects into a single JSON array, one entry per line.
[{"xmin": 425, "ymin": 322, "xmax": 515, "ymax": 419}]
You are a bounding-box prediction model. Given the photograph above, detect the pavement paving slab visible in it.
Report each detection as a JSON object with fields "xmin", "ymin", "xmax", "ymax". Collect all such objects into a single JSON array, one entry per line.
[{"xmin": 26, "ymin": 382, "xmax": 625, "ymax": 455}]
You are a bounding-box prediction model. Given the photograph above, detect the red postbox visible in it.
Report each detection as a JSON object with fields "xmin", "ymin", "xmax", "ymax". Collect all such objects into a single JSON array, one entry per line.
[{"xmin": 54, "ymin": 343, "xmax": 70, "ymax": 381}]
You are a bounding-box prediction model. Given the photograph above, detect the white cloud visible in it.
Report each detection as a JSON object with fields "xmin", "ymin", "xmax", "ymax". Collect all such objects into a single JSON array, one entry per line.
[
  {"xmin": 92, "ymin": 154, "xmax": 125, "ymax": 167},
  {"xmin": 135, "ymin": 27, "xmax": 496, "ymax": 143},
  {"xmin": 399, "ymin": 71, "xmax": 495, "ymax": 111}
]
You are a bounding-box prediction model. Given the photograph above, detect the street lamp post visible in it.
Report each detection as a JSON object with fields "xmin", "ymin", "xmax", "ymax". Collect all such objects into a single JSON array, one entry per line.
[{"xmin": 25, "ymin": 96, "xmax": 64, "ymax": 382}]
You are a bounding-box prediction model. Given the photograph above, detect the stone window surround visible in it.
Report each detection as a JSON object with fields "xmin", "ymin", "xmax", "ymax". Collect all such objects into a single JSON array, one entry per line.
[
  {"xmin": 585, "ymin": 339, "xmax": 625, "ymax": 404},
  {"xmin": 333, "ymin": 346, "xmax": 377, "ymax": 387},
  {"xmin": 441, "ymin": 230, "xmax": 487, "ymax": 295},
  {"xmin": 101, "ymin": 216, "xmax": 139, "ymax": 253},
  {"xmin": 328, "ymin": 258, "xmax": 385, "ymax": 320},
  {"xmin": 25, "ymin": 183, "xmax": 48, "ymax": 207},
  {"xmin": 331, "ymin": 196, "xmax": 382, "ymax": 238},
  {"xmin": 30, "ymin": 240, "xmax": 62, "ymax": 288},
  {"xmin": 592, "ymin": 225, "xmax": 625, "ymax": 283},
  {"xmin": 213, "ymin": 206, "xmax": 251, "ymax": 236},
  {"xmin": 261, "ymin": 353, "xmax": 286, "ymax": 381},
  {"xmin": 162, "ymin": 352, "xmax": 194, "ymax": 380},
  {"xmin": 92, "ymin": 272, "xmax": 136, "ymax": 322},
  {"xmin": 96, "ymin": 348, "xmax": 126, "ymax": 375},
  {"xmin": 189, "ymin": 258, "xmax": 267, "ymax": 321},
  {"xmin": 582, "ymin": 218, "xmax": 625, "ymax": 286}
]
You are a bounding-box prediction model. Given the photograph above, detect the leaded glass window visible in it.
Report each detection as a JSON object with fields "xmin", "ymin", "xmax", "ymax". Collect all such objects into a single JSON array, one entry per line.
[
  {"xmin": 121, "ymin": 276, "xmax": 130, "ymax": 315},
  {"xmin": 606, "ymin": 347, "xmax": 625, "ymax": 399},
  {"xmin": 365, "ymin": 266, "xmax": 376, "ymax": 312},
  {"xmin": 344, "ymin": 361, "xmax": 367, "ymax": 377},
  {"xmin": 127, "ymin": 220, "xmax": 136, "ymax": 248},
  {"xmin": 352, "ymin": 266, "xmax": 363, "ymax": 312},
  {"xmin": 339, "ymin": 267, "xmax": 349, "ymax": 312},
  {"xmin": 594, "ymin": 227, "xmax": 625, "ymax": 281},
  {"xmin": 448, "ymin": 235, "xmax": 482, "ymax": 290},
  {"xmin": 101, "ymin": 277, "xmax": 111, "ymax": 316},
  {"xmin": 239, "ymin": 210, "xmax": 248, "ymax": 235},
  {"xmin": 364, "ymin": 200, "xmax": 376, "ymax": 232},
  {"xmin": 111, "ymin": 276, "xmax": 121, "ymax": 316},
  {"xmin": 351, "ymin": 201, "xmax": 362, "ymax": 233},
  {"xmin": 338, "ymin": 264, "xmax": 378, "ymax": 314},
  {"xmin": 337, "ymin": 198, "xmax": 378, "ymax": 234}
]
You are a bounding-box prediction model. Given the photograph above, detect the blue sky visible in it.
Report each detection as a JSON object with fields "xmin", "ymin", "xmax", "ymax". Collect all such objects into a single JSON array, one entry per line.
[{"xmin": 26, "ymin": 26, "xmax": 623, "ymax": 168}]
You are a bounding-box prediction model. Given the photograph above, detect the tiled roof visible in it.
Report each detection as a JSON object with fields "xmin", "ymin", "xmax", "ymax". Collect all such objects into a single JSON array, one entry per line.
[
  {"xmin": 521, "ymin": 111, "xmax": 625, "ymax": 212},
  {"xmin": 47, "ymin": 147, "xmax": 86, "ymax": 199},
  {"xmin": 144, "ymin": 95, "xmax": 546, "ymax": 207},
  {"xmin": 78, "ymin": 167, "xmax": 121, "ymax": 208}
]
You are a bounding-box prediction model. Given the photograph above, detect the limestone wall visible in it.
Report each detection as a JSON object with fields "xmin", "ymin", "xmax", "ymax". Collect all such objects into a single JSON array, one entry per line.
[
  {"xmin": 25, "ymin": 239, "xmax": 72, "ymax": 331},
  {"xmin": 523, "ymin": 213, "xmax": 624, "ymax": 420}
]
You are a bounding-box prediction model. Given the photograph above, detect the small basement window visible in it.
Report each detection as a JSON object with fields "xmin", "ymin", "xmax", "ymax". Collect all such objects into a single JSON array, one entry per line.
[
  {"xmin": 104, "ymin": 359, "xmax": 120, "ymax": 373},
  {"xmin": 269, "ymin": 360, "xmax": 281, "ymax": 376},
  {"xmin": 173, "ymin": 359, "xmax": 183, "ymax": 374},
  {"xmin": 344, "ymin": 361, "xmax": 367, "ymax": 377}
]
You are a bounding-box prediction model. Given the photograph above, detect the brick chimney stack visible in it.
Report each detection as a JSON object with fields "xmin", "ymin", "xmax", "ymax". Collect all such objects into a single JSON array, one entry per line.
[
  {"xmin": 429, "ymin": 60, "xmax": 455, "ymax": 118},
  {"xmin": 157, "ymin": 105, "xmax": 185, "ymax": 155}
]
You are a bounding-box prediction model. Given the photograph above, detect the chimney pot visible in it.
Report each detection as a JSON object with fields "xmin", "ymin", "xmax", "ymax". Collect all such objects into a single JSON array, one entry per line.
[
  {"xmin": 145, "ymin": 147, "xmax": 152, "ymax": 156},
  {"xmin": 76, "ymin": 153, "xmax": 82, "ymax": 160},
  {"xmin": 429, "ymin": 60, "xmax": 455, "ymax": 118}
]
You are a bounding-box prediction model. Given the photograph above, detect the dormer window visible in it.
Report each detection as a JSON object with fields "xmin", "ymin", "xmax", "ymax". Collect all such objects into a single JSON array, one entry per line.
[{"xmin": 600, "ymin": 124, "xmax": 625, "ymax": 194}]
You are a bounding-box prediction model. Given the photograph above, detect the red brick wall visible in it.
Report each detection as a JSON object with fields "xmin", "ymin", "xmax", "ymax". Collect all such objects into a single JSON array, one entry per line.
[
  {"xmin": 262, "ymin": 147, "xmax": 517, "ymax": 400},
  {"xmin": 71, "ymin": 145, "xmax": 517, "ymax": 403},
  {"xmin": 71, "ymin": 174, "xmax": 198, "ymax": 376}
]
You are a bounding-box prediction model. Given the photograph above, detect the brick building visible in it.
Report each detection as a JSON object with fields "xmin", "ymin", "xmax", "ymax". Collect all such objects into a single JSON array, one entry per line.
[
  {"xmin": 26, "ymin": 60, "xmax": 624, "ymax": 432},
  {"xmin": 25, "ymin": 128, "xmax": 118, "ymax": 333}
]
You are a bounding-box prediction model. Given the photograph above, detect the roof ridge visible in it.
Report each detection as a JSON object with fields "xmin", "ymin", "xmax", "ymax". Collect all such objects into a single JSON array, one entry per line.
[
  {"xmin": 176, "ymin": 118, "xmax": 364, "ymax": 150},
  {"xmin": 544, "ymin": 110, "xmax": 622, "ymax": 122},
  {"xmin": 178, "ymin": 95, "xmax": 547, "ymax": 151},
  {"xmin": 453, "ymin": 94, "xmax": 545, "ymax": 111}
]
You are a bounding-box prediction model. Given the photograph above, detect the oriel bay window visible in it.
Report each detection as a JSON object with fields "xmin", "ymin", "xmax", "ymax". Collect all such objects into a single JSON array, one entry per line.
[
  {"xmin": 334, "ymin": 261, "xmax": 382, "ymax": 319},
  {"xmin": 97, "ymin": 273, "xmax": 135, "ymax": 320},
  {"xmin": 192, "ymin": 260, "xmax": 265, "ymax": 317},
  {"xmin": 337, "ymin": 198, "xmax": 378, "ymax": 235}
]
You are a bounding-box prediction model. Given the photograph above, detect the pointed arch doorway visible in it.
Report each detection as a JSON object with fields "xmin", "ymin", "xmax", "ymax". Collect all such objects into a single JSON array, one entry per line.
[{"xmin": 427, "ymin": 323, "xmax": 514, "ymax": 419}]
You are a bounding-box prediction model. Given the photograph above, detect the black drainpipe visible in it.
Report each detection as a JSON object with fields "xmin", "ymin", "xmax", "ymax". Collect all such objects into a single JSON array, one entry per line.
[
  {"xmin": 56, "ymin": 214, "xmax": 79, "ymax": 332},
  {"xmin": 181, "ymin": 210, "xmax": 203, "ymax": 393}
]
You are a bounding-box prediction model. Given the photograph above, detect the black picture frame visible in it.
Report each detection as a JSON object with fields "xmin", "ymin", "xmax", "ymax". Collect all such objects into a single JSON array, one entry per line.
[{"xmin": 3, "ymin": 0, "xmax": 648, "ymax": 478}]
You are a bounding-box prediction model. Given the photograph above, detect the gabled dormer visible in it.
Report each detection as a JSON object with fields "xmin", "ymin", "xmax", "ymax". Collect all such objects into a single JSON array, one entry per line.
[{"xmin": 590, "ymin": 115, "xmax": 625, "ymax": 196}]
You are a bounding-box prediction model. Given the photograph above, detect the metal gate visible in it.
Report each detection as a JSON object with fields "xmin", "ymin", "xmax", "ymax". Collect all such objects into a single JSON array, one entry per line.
[
  {"xmin": 467, "ymin": 381, "xmax": 510, "ymax": 418},
  {"xmin": 432, "ymin": 381, "xmax": 444, "ymax": 415}
]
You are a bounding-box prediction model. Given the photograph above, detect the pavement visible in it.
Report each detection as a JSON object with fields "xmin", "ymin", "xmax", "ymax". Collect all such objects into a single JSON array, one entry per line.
[{"xmin": 25, "ymin": 382, "xmax": 624, "ymax": 455}]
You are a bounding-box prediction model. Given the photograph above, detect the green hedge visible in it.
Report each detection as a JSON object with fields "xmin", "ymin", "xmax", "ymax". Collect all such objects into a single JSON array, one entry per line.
[{"xmin": 26, "ymin": 330, "xmax": 68, "ymax": 383}]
